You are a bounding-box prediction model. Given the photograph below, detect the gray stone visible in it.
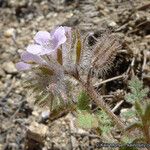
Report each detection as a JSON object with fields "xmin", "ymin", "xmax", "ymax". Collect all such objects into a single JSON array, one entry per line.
[
  {"xmin": 0, "ymin": 68, "xmax": 5, "ymax": 77},
  {"xmin": 3, "ymin": 62, "xmax": 17, "ymax": 74},
  {"xmin": 27, "ymin": 121, "xmax": 48, "ymax": 143}
]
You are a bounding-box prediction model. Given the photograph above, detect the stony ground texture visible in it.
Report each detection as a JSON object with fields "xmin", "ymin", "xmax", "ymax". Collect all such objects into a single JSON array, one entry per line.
[{"xmin": 0, "ymin": 0, "xmax": 150, "ymax": 150}]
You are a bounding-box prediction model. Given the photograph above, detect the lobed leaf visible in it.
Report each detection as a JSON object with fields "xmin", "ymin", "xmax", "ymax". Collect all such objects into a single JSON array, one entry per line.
[
  {"xmin": 135, "ymin": 101, "xmax": 143, "ymax": 118},
  {"xmin": 77, "ymin": 111, "xmax": 99, "ymax": 129}
]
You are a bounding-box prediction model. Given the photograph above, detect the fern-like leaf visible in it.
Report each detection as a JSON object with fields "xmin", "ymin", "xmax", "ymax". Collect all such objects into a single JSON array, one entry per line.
[
  {"xmin": 134, "ymin": 101, "xmax": 143, "ymax": 118},
  {"xmin": 125, "ymin": 77, "xmax": 149, "ymax": 104},
  {"xmin": 96, "ymin": 110, "xmax": 112, "ymax": 135},
  {"xmin": 76, "ymin": 110, "xmax": 99, "ymax": 129}
]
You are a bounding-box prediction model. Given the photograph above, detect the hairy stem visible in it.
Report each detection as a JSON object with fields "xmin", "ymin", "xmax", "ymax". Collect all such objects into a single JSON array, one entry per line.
[
  {"xmin": 143, "ymin": 124, "xmax": 150, "ymax": 145},
  {"xmin": 78, "ymin": 78, "xmax": 126, "ymax": 131}
]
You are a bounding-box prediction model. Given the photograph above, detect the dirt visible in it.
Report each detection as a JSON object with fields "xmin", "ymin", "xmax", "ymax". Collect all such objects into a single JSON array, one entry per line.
[{"xmin": 0, "ymin": 0, "xmax": 150, "ymax": 150}]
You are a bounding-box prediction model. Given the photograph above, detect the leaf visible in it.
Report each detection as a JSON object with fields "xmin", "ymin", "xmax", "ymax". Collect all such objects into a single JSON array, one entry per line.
[
  {"xmin": 135, "ymin": 101, "xmax": 143, "ymax": 118},
  {"xmin": 77, "ymin": 111, "xmax": 99, "ymax": 129},
  {"xmin": 57, "ymin": 48, "xmax": 63, "ymax": 65},
  {"xmin": 121, "ymin": 109, "xmax": 135, "ymax": 119},
  {"xmin": 125, "ymin": 122, "xmax": 143, "ymax": 132},
  {"xmin": 91, "ymin": 33, "xmax": 121, "ymax": 77},
  {"xmin": 96, "ymin": 110, "xmax": 112, "ymax": 135},
  {"xmin": 120, "ymin": 136, "xmax": 142, "ymax": 150},
  {"xmin": 78, "ymin": 31, "xmax": 122, "ymax": 78},
  {"xmin": 129, "ymin": 77, "xmax": 143, "ymax": 92},
  {"xmin": 125, "ymin": 77, "xmax": 149, "ymax": 103},
  {"xmin": 77, "ymin": 91, "xmax": 90, "ymax": 111}
]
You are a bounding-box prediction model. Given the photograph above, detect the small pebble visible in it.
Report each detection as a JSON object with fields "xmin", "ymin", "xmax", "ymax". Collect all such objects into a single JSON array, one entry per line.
[
  {"xmin": 0, "ymin": 68, "xmax": 5, "ymax": 77},
  {"xmin": 2, "ymin": 62, "xmax": 17, "ymax": 74},
  {"xmin": 4, "ymin": 28, "xmax": 15, "ymax": 38},
  {"xmin": 41, "ymin": 110, "xmax": 50, "ymax": 120}
]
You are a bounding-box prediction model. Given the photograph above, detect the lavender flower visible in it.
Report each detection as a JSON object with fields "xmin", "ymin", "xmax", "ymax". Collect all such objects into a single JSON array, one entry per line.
[
  {"xmin": 28, "ymin": 26, "xmax": 66, "ymax": 55},
  {"xmin": 16, "ymin": 62, "xmax": 31, "ymax": 71},
  {"xmin": 16, "ymin": 26, "xmax": 68, "ymax": 71}
]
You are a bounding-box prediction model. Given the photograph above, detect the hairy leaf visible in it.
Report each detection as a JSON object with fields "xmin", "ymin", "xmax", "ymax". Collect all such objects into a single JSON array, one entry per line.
[
  {"xmin": 96, "ymin": 110, "xmax": 112, "ymax": 135},
  {"xmin": 135, "ymin": 101, "xmax": 143, "ymax": 118},
  {"xmin": 77, "ymin": 90, "xmax": 90, "ymax": 111},
  {"xmin": 125, "ymin": 77, "xmax": 149, "ymax": 103},
  {"xmin": 79, "ymin": 30, "xmax": 121, "ymax": 78},
  {"xmin": 77, "ymin": 111, "xmax": 99, "ymax": 129}
]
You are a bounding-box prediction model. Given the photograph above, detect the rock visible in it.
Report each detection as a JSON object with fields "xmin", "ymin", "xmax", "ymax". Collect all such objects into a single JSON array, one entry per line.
[
  {"xmin": 0, "ymin": 68, "xmax": 5, "ymax": 77},
  {"xmin": 7, "ymin": 0, "xmax": 27, "ymax": 7},
  {"xmin": 27, "ymin": 121, "xmax": 48, "ymax": 143},
  {"xmin": 2, "ymin": 62, "xmax": 17, "ymax": 74},
  {"xmin": 4, "ymin": 28, "xmax": 15, "ymax": 38},
  {"xmin": 0, "ymin": 144, "xmax": 3, "ymax": 150},
  {"xmin": 41, "ymin": 110, "xmax": 50, "ymax": 120},
  {"xmin": 8, "ymin": 143, "xmax": 19, "ymax": 149},
  {"xmin": 108, "ymin": 21, "xmax": 117, "ymax": 27}
]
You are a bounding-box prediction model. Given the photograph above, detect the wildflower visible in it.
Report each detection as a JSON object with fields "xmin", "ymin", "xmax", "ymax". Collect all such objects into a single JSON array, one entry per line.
[
  {"xmin": 16, "ymin": 62, "xmax": 31, "ymax": 71},
  {"xmin": 27, "ymin": 26, "xmax": 67, "ymax": 56},
  {"xmin": 16, "ymin": 26, "xmax": 68, "ymax": 71}
]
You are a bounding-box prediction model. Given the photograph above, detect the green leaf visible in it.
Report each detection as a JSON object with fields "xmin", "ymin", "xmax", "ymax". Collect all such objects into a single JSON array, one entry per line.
[
  {"xmin": 125, "ymin": 77, "xmax": 149, "ymax": 103},
  {"xmin": 129, "ymin": 77, "xmax": 143, "ymax": 93},
  {"xmin": 96, "ymin": 110, "xmax": 112, "ymax": 135},
  {"xmin": 135, "ymin": 101, "xmax": 143, "ymax": 118},
  {"xmin": 77, "ymin": 91, "xmax": 90, "ymax": 111},
  {"xmin": 121, "ymin": 109, "xmax": 135, "ymax": 119},
  {"xmin": 77, "ymin": 111, "xmax": 99, "ymax": 129}
]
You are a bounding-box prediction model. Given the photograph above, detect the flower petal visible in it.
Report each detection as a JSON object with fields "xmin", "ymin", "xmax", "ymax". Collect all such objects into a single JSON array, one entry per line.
[
  {"xmin": 21, "ymin": 51, "xmax": 46, "ymax": 64},
  {"xmin": 26, "ymin": 44, "xmax": 42, "ymax": 55},
  {"xmin": 16, "ymin": 62, "xmax": 31, "ymax": 71},
  {"xmin": 34, "ymin": 31, "xmax": 51, "ymax": 45},
  {"xmin": 64, "ymin": 26, "xmax": 71, "ymax": 35},
  {"xmin": 52, "ymin": 26, "xmax": 67, "ymax": 49}
]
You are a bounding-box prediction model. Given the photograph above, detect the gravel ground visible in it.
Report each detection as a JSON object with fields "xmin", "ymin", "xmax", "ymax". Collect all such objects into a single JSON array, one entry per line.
[{"xmin": 0, "ymin": 0, "xmax": 150, "ymax": 149}]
